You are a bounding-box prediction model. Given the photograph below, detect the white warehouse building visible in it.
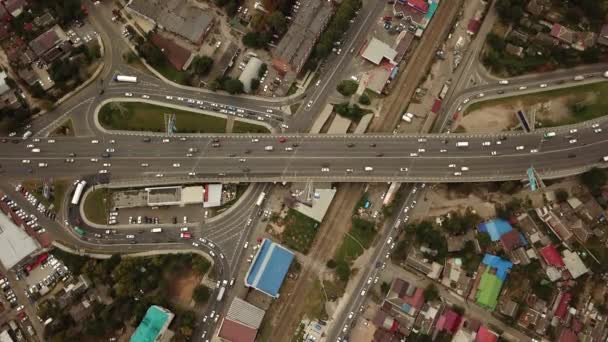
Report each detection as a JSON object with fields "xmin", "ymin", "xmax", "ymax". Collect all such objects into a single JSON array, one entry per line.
[{"xmin": 238, "ymin": 57, "xmax": 263, "ymax": 93}]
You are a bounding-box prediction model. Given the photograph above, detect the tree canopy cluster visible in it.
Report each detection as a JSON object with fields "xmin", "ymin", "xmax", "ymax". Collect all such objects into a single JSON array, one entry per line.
[
  {"xmin": 336, "ymin": 80, "xmax": 358, "ymax": 97},
  {"xmin": 334, "ymin": 102, "xmax": 367, "ymax": 122}
]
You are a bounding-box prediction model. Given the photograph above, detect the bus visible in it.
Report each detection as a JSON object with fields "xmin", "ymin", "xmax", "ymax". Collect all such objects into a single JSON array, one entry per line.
[
  {"xmin": 114, "ymin": 75, "xmax": 138, "ymax": 83},
  {"xmin": 255, "ymin": 192, "xmax": 266, "ymax": 206},
  {"xmin": 73, "ymin": 226, "xmax": 86, "ymax": 236},
  {"xmin": 216, "ymin": 286, "xmax": 226, "ymax": 301},
  {"xmin": 71, "ymin": 180, "xmax": 87, "ymax": 205}
]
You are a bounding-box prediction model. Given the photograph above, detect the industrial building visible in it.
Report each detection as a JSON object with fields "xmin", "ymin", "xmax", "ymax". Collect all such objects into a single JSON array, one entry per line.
[
  {"xmin": 238, "ymin": 57, "xmax": 263, "ymax": 93},
  {"xmin": 0, "ymin": 212, "xmax": 41, "ymax": 270},
  {"xmin": 217, "ymin": 298, "xmax": 266, "ymax": 342},
  {"xmin": 244, "ymin": 239, "xmax": 295, "ymax": 298}
]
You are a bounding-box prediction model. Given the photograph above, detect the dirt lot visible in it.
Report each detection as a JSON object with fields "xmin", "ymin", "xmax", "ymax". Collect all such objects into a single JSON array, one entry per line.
[
  {"xmin": 168, "ymin": 269, "xmax": 202, "ymax": 308},
  {"xmin": 458, "ymin": 104, "xmax": 519, "ymax": 133}
]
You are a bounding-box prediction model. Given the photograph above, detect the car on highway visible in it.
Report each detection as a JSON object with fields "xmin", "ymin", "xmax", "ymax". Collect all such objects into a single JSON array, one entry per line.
[
  {"xmin": 103, "ymin": 163, "xmax": 111, "ymax": 167},
  {"xmin": 540, "ymin": 83, "xmax": 547, "ymax": 88},
  {"xmin": 141, "ymin": 94, "xmax": 150, "ymax": 99},
  {"xmin": 482, "ymin": 141, "xmax": 491, "ymax": 146},
  {"xmin": 251, "ymin": 138, "xmax": 259, "ymax": 143},
  {"xmin": 285, "ymin": 147, "xmax": 293, "ymax": 151},
  {"xmin": 345, "ymin": 168, "xmax": 354, "ymax": 173},
  {"xmin": 462, "ymin": 98, "xmax": 470, "ymax": 104},
  {"xmin": 188, "ymin": 172, "xmax": 196, "ymax": 176},
  {"xmin": 454, "ymin": 172, "xmax": 462, "ymax": 176},
  {"xmin": 278, "ymin": 137, "xmax": 287, "ymax": 143},
  {"xmin": 90, "ymin": 158, "xmax": 98, "ymax": 162},
  {"xmin": 65, "ymin": 158, "xmax": 75, "ymax": 163},
  {"xmin": 99, "ymin": 169, "xmax": 108, "ymax": 174},
  {"xmin": 192, "ymin": 242, "xmax": 199, "ymax": 247},
  {"xmin": 530, "ymin": 149, "xmax": 538, "ymax": 153},
  {"xmin": 172, "ymin": 163, "xmax": 180, "ymax": 167},
  {"xmin": 212, "ymin": 143, "xmax": 220, "ymax": 147},
  {"xmin": 595, "ymin": 128, "xmax": 603, "ymax": 133},
  {"xmin": 141, "ymin": 163, "xmax": 149, "ymax": 167},
  {"xmin": 342, "ymin": 325, "xmax": 349, "ymax": 333},
  {"xmin": 516, "ymin": 145, "xmax": 524, "ymax": 150},
  {"xmin": 165, "ymin": 96, "xmax": 173, "ymax": 100},
  {"xmin": 321, "ymin": 167, "xmax": 330, "ymax": 172},
  {"xmin": 498, "ymin": 80, "xmax": 509, "ymax": 85},
  {"xmin": 360, "ymin": 289, "xmax": 366, "ymax": 296},
  {"xmin": 569, "ymin": 139, "xmax": 577, "ymax": 144},
  {"xmin": 570, "ymin": 128, "xmax": 578, "ymax": 134},
  {"xmin": 409, "ymin": 152, "xmax": 418, "ymax": 157},
  {"xmin": 477, "ymin": 93, "xmax": 485, "ymax": 98},
  {"xmin": 155, "ymin": 173, "xmax": 164, "ymax": 177},
  {"xmin": 180, "ymin": 232, "xmax": 192, "ymax": 239},
  {"xmin": 125, "ymin": 235, "xmax": 135, "ymax": 239},
  {"xmin": 399, "ymin": 167, "xmax": 408, "ymax": 172},
  {"xmin": 91, "ymin": 139, "xmax": 99, "ymax": 144},
  {"xmin": 105, "ymin": 148, "xmax": 114, "ymax": 153},
  {"xmin": 448, "ymin": 164, "xmax": 456, "ymax": 168},
  {"xmin": 306, "ymin": 100, "xmax": 313, "ymax": 108},
  {"xmin": 281, "ymin": 123, "xmax": 289, "ymax": 129},
  {"xmin": 518, "ymin": 86, "xmax": 527, "ymax": 90},
  {"xmin": 124, "ymin": 92, "xmax": 133, "ymax": 97},
  {"xmin": 38, "ymin": 163, "xmax": 47, "ymax": 168},
  {"xmin": 22, "ymin": 159, "xmax": 30, "ymax": 164}
]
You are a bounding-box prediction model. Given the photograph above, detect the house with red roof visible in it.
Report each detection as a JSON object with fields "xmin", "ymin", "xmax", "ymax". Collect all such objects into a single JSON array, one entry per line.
[
  {"xmin": 550, "ymin": 23, "xmax": 575, "ymax": 44},
  {"xmin": 385, "ymin": 278, "xmax": 426, "ymax": 317},
  {"xmin": 149, "ymin": 33, "xmax": 193, "ymax": 71},
  {"xmin": 499, "ymin": 230, "xmax": 524, "ymax": 251},
  {"xmin": 476, "ymin": 326, "xmax": 499, "ymax": 342},
  {"xmin": 540, "ymin": 245, "xmax": 564, "ymax": 267},
  {"xmin": 558, "ymin": 328, "xmax": 577, "ymax": 342},
  {"xmin": 401, "ymin": 0, "xmax": 429, "ymax": 14},
  {"xmin": 553, "ymin": 292, "xmax": 572, "ymax": 320},
  {"xmin": 435, "ymin": 309, "xmax": 461, "ymax": 334}
]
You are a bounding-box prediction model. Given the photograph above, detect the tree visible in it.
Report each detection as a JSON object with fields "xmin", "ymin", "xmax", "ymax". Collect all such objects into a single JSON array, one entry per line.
[
  {"xmin": 337, "ymin": 80, "xmax": 358, "ymax": 97},
  {"xmin": 267, "ymin": 11, "xmax": 287, "ymax": 34},
  {"xmin": 580, "ymin": 167, "xmax": 606, "ymax": 193},
  {"xmin": 423, "ymin": 284, "xmax": 439, "ymax": 302},
  {"xmin": 192, "ymin": 285, "xmax": 211, "ymax": 304},
  {"xmin": 555, "ymin": 188, "xmax": 569, "ymax": 202},
  {"xmin": 190, "ymin": 55, "xmax": 213, "ymax": 75},
  {"xmin": 258, "ymin": 63, "xmax": 268, "ymax": 78},
  {"xmin": 359, "ymin": 93, "xmax": 370, "ymax": 105},
  {"xmin": 326, "ymin": 259, "xmax": 337, "ymax": 269},
  {"xmin": 251, "ymin": 78, "xmax": 260, "ymax": 91},
  {"xmin": 495, "ymin": 0, "xmax": 525, "ymax": 24},
  {"xmin": 380, "ymin": 281, "xmax": 390, "ymax": 295},
  {"xmin": 192, "ymin": 256, "xmax": 211, "ymax": 275},
  {"xmin": 242, "ymin": 31, "xmax": 270, "ymax": 49},
  {"xmin": 335, "ymin": 260, "xmax": 351, "ymax": 281},
  {"xmin": 224, "ymin": 78, "xmax": 244, "ymax": 94}
]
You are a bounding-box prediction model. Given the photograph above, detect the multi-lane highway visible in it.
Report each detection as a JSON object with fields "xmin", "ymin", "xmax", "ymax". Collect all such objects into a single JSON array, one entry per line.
[{"xmin": 2, "ymin": 118, "xmax": 608, "ymax": 182}]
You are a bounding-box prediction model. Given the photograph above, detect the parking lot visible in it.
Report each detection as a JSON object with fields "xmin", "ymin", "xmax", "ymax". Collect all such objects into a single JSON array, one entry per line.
[{"xmin": 110, "ymin": 204, "xmax": 210, "ymax": 227}]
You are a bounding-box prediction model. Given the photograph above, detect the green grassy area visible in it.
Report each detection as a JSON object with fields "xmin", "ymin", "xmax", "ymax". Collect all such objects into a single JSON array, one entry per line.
[
  {"xmin": 290, "ymin": 103, "xmax": 301, "ymax": 114},
  {"xmin": 99, "ymin": 102, "xmax": 228, "ymax": 133},
  {"xmin": 281, "ymin": 209, "xmax": 320, "ymax": 254},
  {"xmin": 334, "ymin": 234, "xmax": 365, "ymax": 264},
  {"xmin": 350, "ymin": 218, "xmax": 377, "ymax": 248},
  {"xmin": 22, "ymin": 180, "xmax": 69, "ymax": 213},
  {"xmin": 154, "ymin": 63, "xmax": 190, "ymax": 85},
  {"xmin": 83, "ymin": 188, "xmax": 112, "ymax": 224},
  {"xmin": 323, "ymin": 279, "xmax": 346, "ymax": 301},
  {"xmin": 287, "ymin": 82, "xmax": 298, "ymax": 96},
  {"xmin": 465, "ymin": 82, "xmax": 608, "ymax": 127},
  {"xmin": 301, "ymin": 278, "xmax": 328, "ymax": 321},
  {"xmin": 232, "ymin": 120, "xmax": 270, "ymax": 133}
]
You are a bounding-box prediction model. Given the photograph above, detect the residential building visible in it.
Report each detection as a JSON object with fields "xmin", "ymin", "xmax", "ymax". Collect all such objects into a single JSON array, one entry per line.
[
  {"xmin": 561, "ymin": 249, "xmax": 588, "ymax": 279},
  {"xmin": 126, "ymin": 0, "xmax": 213, "ymax": 45},
  {"xmin": 272, "ymin": 0, "xmax": 332, "ymax": 75},
  {"xmin": 435, "ymin": 309, "xmax": 461, "ymax": 334},
  {"xmin": 441, "ymin": 258, "xmax": 473, "ymax": 297},
  {"xmin": 385, "ymin": 278, "xmax": 425, "ymax": 317},
  {"xmin": 3, "ymin": 0, "xmax": 25, "ymax": 18},
  {"xmin": 130, "ymin": 305, "xmax": 175, "ymax": 342},
  {"xmin": 149, "ymin": 33, "xmax": 193, "ymax": 71},
  {"xmin": 28, "ymin": 25, "xmax": 71, "ymax": 63},
  {"xmin": 598, "ymin": 24, "xmax": 608, "ymax": 46},
  {"xmin": 550, "ymin": 23, "xmax": 575, "ymax": 45}
]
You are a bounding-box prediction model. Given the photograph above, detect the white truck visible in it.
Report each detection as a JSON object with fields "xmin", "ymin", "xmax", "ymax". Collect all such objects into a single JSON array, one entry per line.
[{"xmin": 456, "ymin": 141, "xmax": 469, "ymax": 148}]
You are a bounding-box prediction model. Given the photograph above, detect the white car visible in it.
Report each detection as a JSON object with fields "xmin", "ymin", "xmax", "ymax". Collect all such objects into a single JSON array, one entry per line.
[
  {"xmin": 499, "ymin": 80, "xmax": 509, "ymax": 85},
  {"xmin": 448, "ymin": 164, "xmax": 456, "ymax": 168},
  {"xmin": 38, "ymin": 163, "xmax": 48, "ymax": 168},
  {"xmin": 192, "ymin": 242, "xmax": 199, "ymax": 247},
  {"xmin": 165, "ymin": 95, "xmax": 173, "ymax": 100},
  {"xmin": 172, "ymin": 163, "xmax": 181, "ymax": 167},
  {"xmin": 307, "ymin": 100, "xmax": 313, "ymax": 108},
  {"xmin": 516, "ymin": 145, "xmax": 524, "ymax": 150},
  {"xmin": 482, "ymin": 141, "xmax": 491, "ymax": 146},
  {"xmin": 251, "ymin": 138, "xmax": 259, "ymax": 143},
  {"xmin": 569, "ymin": 128, "xmax": 578, "ymax": 134},
  {"xmin": 162, "ymin": 139, "xmax": 170, "ymax": 143},
  {"xmin": 477, "ymin": 93, "xmax": 485, "ymax": 98},
  {"xmin": 188, "ymin": 172, "xmax": 196, "ymax": 176},
  {"xmin": 155, "ymin": 173, "xmax": 164, "ymax": 178},
  {"xmin": 439, "ymin": 149, "xmax": 447, "ymax": 153},
  {"xmin": 530, "ymin": 149, "xmax": 538, "ymax": 153},
  {"xmin": 22, "ymin": 159, "xmax": 30, "ymax": 164},
  {"xmin": 285, "ymin": 147, "xmax": 293, "ymax": 151},
  {"xmin": 124, "ymin": 92, "xmax": 133, "ymax": 97},
  {"xmin": 540, "ymin": 83, "xmax": 547, "ymax": 88},
  {"xmin": 141, "ymin": 94, "xmax": 150, "ymax": 99},
  {"xmin": 47, "ymin": 139, "xmax": 55, "ymax": 143},
  {"xmin": 462, "ymin": 98, "xmax": 470, "ymax": 104},
  {"xmin": 569, "ymin": 139, "xmax": 577, "ymax": 144},
  {"xmin": 126, "ymin": 235, "xmax": 135, "ymax": 239},
  {"xmin": 409, "ymin": 153, "xmax": 418, "ymax": 157},
  {"xmin": 90, "ymin": 158, "xmax": 98, "ymax": 162},
  {"xmin": 99, "ymin": 169, "xmax": 108, "ymax": 174},
  {"xmin": 281, "ymin": 123, "xmax": 289, "ymax": 129},
  {"xmin": 91, "ymin": 139, "xmax": 99, "ymax": 144},
  {"xmin": 592, "ymin": 123, "xmax": 600, "ymax": 128},
  {"xmin": 105, "ymin": 148, "xmax": 114, "ymax": 152},
  {"xmin": 399, "ymin": 167, "xmax": 408, "ymax": 172},
  {"xmin": 346, "ymin": 168, "xmax": 354, "ymax": 173},
  {"xmin": 417, "ymin": 148, "xmax": 425, "ymax": 153},
  {"xmin": 454, "ymin": 172, "xmax": 462, "ymax": 176},
  {"xmin": 595, "ymin": 128, "xmax": 603, "ymax": 133},
  {"xmin": 141, "ymin": 163, "xmax": 149, "ymax": 167},
  {"xmin": 103, "ymin": 163, "xmax": 111, "ymax": 167},
  {"xmin": 518, "ymin": 86, "xmax": 527, "ymax": 90},
  {"xmin": 321, "ymin": 167, "xmax": 330, "ymax": 172}
]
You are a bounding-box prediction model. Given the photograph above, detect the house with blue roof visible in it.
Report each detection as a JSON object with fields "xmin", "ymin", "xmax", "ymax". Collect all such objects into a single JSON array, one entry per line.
[
  {"xmin": 478, "ymin": 219, "xmax": 513, "ymax": 241},
  {"xmin": 245, "ymin": 239, "xmax": 295, "ymax": 298}
]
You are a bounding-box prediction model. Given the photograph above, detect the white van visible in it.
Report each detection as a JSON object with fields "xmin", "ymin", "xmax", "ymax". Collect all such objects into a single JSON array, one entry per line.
[
  {"xmin": 573, "ymin": 75, "xmax": 585, "ymax": 81},
  {"xmin": 401, "ymin": 115, "xmax": 412, "ymax": 123},
  {"xmin": 456, "ymin": 141, "xmax": 469, "ymax": 147},
  {"xmin": 151, "ymin": 228, "xmax": 162, "ymax": 233},
  {"xmin": 364, "ymin": 166, "xmax": 374, "ymax": 172},
  {"xmin": 461, "ymin": 166, "xmax": 469, "ymax": 171},
  {"xmin": 603, "ymin": 156, "xmax": 608, "ymax": 162},
  {"xmin": 264, "ymin": 146, "xmax": 274, "ymax": 151},
  {"xmin": 31, "ymin": 148, "xmax": 40, "ymax": 153}
]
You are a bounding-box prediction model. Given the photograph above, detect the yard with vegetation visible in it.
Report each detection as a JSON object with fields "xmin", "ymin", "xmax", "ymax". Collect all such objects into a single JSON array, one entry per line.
[
  {"xmin": 82, "ymin": 188, "xmax": 112, "ymax": 225},
  {"xmin": 45, "ymin": 250, "xmax": 211, "ymax": 341},
  {"xmin": 232, "ymin": 120, "xmax": 270, "ymax": 133},
  {"xmin": 281, "ymin": 209, "xmax": 320, "ymax": 254}
]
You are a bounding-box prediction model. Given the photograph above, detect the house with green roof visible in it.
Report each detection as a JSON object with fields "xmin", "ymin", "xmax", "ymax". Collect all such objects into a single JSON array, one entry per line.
[
  {"xmin": 475, "ymin": 270, "xmax": 503, "ymax": 311},
  {"xmin": 131, "ymin": 305, "xmax": 174, "ymax": 342}
]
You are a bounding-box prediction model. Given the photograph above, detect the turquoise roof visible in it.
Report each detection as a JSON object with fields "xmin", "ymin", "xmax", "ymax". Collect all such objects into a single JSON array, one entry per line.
[{"xmin": 131, "ymin": 306, "xmax": 173, "ymax": 342}]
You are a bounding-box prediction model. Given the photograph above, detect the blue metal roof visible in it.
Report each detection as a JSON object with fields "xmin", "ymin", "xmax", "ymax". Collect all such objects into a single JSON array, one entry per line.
[
  {"xmin": 482, "ymin": 254, "xmax": 513, "ymax": 281},
  {"xmin": 245, "ymin": 239, "xmax": 294, "ymax": 298},
  {"xmin": 478, "ymin": 219, "xmax": 513, "ymax": 241}
]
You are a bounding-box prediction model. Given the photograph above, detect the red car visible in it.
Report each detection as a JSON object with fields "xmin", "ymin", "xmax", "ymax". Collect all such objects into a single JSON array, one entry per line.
[
  {"xmin": 383, "ymin": 16, "xmax": 392, "ymax": 21},
  {"xmin": 278, "ymin": 137, "xmax": 287, "ymax": 143},
  {"xmin": 180, "ymin": 232, "xmax": 192, "ymax": 239}
]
